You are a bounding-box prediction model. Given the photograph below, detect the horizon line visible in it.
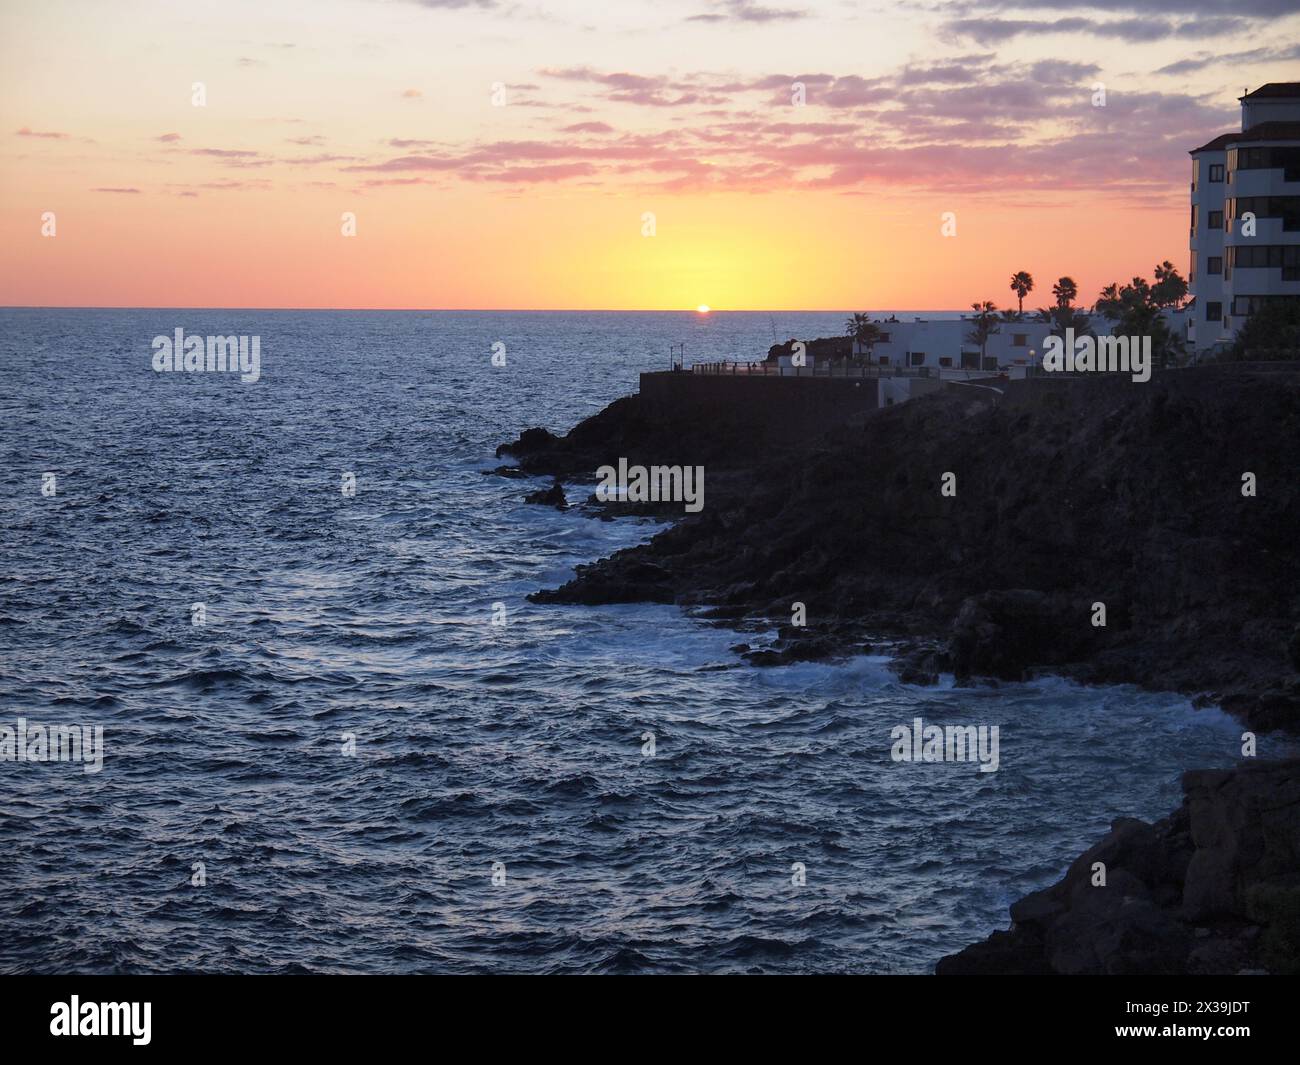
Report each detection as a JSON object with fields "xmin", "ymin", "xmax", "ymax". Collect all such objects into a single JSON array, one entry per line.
[{"xmin": 0, "ymin": 305, "xmax": 975, "ymax": 314}]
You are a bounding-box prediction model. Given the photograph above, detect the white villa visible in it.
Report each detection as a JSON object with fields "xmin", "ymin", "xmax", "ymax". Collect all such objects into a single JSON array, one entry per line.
[
  {"xmin": 1189, "ymin": 83, "xmax": 1300, "ymax": 353},
  {"xmin": 847, "ymin": 315, "xmax": 1111, "ymax": 373}
]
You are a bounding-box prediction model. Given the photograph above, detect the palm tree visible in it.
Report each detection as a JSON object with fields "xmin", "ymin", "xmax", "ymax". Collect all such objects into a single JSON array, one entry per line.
[
  {"xmin": 845, "ymin": 312, "xmax": 882, "ymax": 363},
  {"xmin": 1052, "ymin": 276, "xmax": 1079, "ymax": 308},
  {"xmin": 964, "ymin": 300, "xmax": 1000, "ymax": 368},
  {"xmin": 1037, "ymin": 304, "xmax": 1093, "ymax": 340},
  {"xmin": 1009, "ymin": 271, "xmax": 1034, "ymax": 318}
]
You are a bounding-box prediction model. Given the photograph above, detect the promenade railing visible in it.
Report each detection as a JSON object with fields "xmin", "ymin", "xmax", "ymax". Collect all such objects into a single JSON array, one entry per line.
[{"xmin": 688, "ymin": 361, "xmax": 1003, "ymax": 382}]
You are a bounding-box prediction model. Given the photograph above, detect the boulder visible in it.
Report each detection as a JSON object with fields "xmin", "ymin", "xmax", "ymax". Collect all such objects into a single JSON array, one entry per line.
[
  {"xmin": 950, "ymin": 590, "xmax": 1096, "ymax": 682},
  {"xmin": 524, "ymin": 481, "xmax": 567, "ymax": 509}
]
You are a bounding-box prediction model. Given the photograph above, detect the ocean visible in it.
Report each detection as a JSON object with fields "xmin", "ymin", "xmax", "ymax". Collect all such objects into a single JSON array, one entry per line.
[{"xmin": 0, "ymin": 308, "xmax": 1245, "ymax": 974}]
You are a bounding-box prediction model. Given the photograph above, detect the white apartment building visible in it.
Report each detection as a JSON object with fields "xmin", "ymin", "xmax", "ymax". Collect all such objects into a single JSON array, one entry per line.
[{"xmin": 1189, "ymin": 83, "xmax": 1300, "ymax": 352}]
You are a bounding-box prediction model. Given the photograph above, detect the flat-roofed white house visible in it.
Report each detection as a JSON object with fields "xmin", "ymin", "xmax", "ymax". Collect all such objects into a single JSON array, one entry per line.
[
  {"xmin": 1189, "ymin": 83, "xmax": 1300, "ymax": 353},
  {"xmin": 849, "ymin": 316, "xmax": 1117, "ymax": 372}
]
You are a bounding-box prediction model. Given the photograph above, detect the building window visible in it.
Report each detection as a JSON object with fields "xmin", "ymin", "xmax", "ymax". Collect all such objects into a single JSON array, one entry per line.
[
  {"xmin": 1208, "ymin": 164, "xmax": 1224, "ymax": 182},
  {"xmin": 938, "ymin": 357, "xmax": 953, "ymax": 367},
  {"xmin": 878, "ymin": 355, "xmax": 889, "ymax": 365},
  {"xmin": 1229, "ymin": 295, "xmax": 1292, "ymax": 317},
  {"xmin": 1207, "ymin": 256, "xmax": 1222, "ymax": 275},
  {"xmin": 1012, "ymin": 334, "xmax": 1027, "ymax": 347},
  {"xmin": 1227, "ymin": 244, "xmax": 1300, "ymax": 272},
  {"xmin": 878, "ymin": 332, "xmax": 891, "ymax": 343},
  {"xmin": 1234, "ymin": 145, "xmax": 1300, "ymax": 182},
  {"xmin": 909, "ymin": 351, "xmax": 924, "ymax": 366},
  {"xmin": 1228, "ymin": 196, "xmax": 1300, "ymax": 231},
  {"xmin": 1206, "ymin": 301, "xmax": 1222, "ymax": 323},
  {"xmin": 1208, "ymin": 210, "xmax": 1223, "ymax": 229}
]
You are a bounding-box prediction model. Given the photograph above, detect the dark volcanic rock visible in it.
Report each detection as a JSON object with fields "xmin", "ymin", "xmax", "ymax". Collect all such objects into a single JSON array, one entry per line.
[
  {"xmin": 497, "ymin": 426, "xmax": 558, "ymax": 460},
  {"xmin": 741, "ymin": 632, "xmax": 840, "ymax": 666},
  {"xmin": 1219, "ymin": 680, "xmax": 1300, "ymax": 734},
  {"xmin": 766, "ymin": 336, "xmax": 852, "ymax": 363},
  {"xmin": 937, "ymin": 759, "xmax": 1300, "ymax": 975},
  {"xmin": 530, "ymin": 558, "xmax": 676, "ymax": 605},
  {"xmin": 886, "ymin": 642, "xmax": 952, "ymax": 685},
  {"xmin": 495, "ymin": 392, "xmax": 783, "ymax": 484},
  {"xmin": 949, "ymin": 590, "xmax": 1098, "ymax": 682},
  {"xmin": 508, "ymin": 369, "xmax": 1300, "ymax": 731},
  {"xmin": 485, "ymin": 464, "xmax": 529, "ymax": 479},
  {"xmin": 524, "ymin": 481, "xmax": 567, "ymax": 509}
]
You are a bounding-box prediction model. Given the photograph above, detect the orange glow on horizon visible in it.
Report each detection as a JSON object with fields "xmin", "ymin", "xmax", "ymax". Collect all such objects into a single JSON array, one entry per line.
[{"xmin": 2, "ymin": 0, "xmax": 1295, "ymax": 311}]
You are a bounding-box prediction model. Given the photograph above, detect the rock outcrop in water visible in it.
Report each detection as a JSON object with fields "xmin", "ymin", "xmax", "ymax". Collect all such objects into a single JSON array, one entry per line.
[
  {"xmin": 936, "ymin": 758, "xmax": 1300, "ymax": 975},
  {"xmin": 500, "ymin": 368, "xmax": 1300, "ymax": 733}
]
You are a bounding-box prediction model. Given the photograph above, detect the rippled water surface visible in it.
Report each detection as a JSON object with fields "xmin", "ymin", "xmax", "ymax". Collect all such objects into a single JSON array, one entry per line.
[{"xmin": 0, "ymin": 309, "xmax": 1245, "ymax": 973}]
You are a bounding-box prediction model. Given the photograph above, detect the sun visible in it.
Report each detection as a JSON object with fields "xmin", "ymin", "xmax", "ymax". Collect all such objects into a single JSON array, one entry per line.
[{"xmin": 696, "ymin": 304, "xmax": 711, "ymax": 314}]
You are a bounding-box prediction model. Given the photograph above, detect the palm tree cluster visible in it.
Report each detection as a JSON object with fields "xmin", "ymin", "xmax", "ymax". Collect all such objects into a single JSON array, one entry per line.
[{"xmin": 1094, "ymin": 262, "xmax": 1190, "ymax": 366}]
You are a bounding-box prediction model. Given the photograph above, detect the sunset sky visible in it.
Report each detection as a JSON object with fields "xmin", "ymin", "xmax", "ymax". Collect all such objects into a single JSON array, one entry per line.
[{"xmin": 2, "ymin": 0, "xmax": 1298, "ymax": 310}]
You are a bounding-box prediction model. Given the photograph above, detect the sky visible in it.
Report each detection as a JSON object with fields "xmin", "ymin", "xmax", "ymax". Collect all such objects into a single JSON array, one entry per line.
[{"xmin": 1, "ymin": 0, "xmax": 1298, "ymax": 311}]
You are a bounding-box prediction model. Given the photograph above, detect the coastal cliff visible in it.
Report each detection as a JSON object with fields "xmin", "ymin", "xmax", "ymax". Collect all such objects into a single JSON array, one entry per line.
[{"xmin": 499, "ymin": 367, "xmax": 1300, "ymax": 732}]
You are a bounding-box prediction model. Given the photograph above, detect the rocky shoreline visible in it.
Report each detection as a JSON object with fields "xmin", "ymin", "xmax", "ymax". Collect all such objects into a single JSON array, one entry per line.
[
  {"xmin": 497, "ymin": 365, "xmax": 1300, "ymax": 972},
  {"xmin": 936, "ymin": 759, "xmax": 1300, "ymax": 975}
]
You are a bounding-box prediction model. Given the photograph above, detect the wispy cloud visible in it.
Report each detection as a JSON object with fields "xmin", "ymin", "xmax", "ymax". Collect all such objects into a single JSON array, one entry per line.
[
  {"xmin": 327, "ymin": 53, "xmax": 1232, "ymax": 203},
  {"xmin": 944, "ymin": 0, "xmax": 1292, "ymax": 14},
  {"xmin": 189, "ymin": 147, "xmax": 260, "ymax": 157},
  {"xmin": 1155, "ymin": 40, "xmax": 1300, "ymax": 74},
  {"xmin": 944, "ymin": 15, "xmax": 1248, "ymax": 45},
  {"xmin": 16, "ymin": 127, "xmax": 70, "ymax": 139},
  {"xmin": 688, "ymin": 0, "xmax": 808, "ymax": 23},
  {"xmin": 402, "ymin": 0, "xmax": 498, "ymax": 8}
]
